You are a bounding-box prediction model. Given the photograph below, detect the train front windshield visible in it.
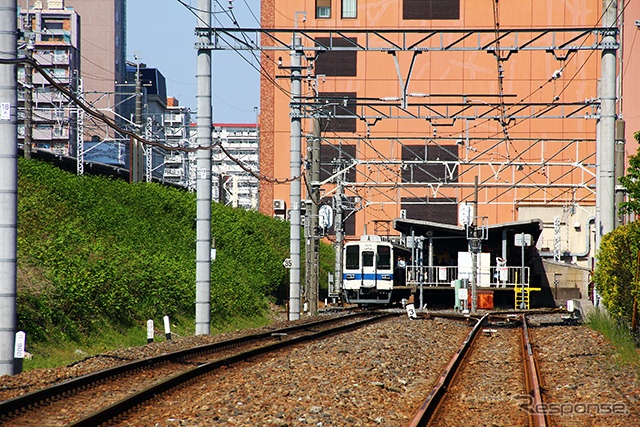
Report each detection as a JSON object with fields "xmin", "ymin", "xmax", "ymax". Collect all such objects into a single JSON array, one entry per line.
[
  {"xmin": 346, "ymin": 245, "xmax": 359, "ymax": 269},
  {"xmin": 345, "ymin": 244, "xmax": 392, "ymax": 270}
]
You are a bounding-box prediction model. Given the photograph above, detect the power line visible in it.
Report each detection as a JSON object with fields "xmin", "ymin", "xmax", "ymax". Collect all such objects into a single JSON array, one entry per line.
[{"xmin": 8, "ymin": 56, "xmax": 301, "ymax": 184}]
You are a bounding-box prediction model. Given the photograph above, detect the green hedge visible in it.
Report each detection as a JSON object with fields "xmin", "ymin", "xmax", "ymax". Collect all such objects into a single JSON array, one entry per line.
[
  {"xmin": 17, "ymin": 159, "xmax": 291, "ymax": 341},
  {"xmin": 593, "ymin": 220, "xmax": 640, "ymax": 323}
]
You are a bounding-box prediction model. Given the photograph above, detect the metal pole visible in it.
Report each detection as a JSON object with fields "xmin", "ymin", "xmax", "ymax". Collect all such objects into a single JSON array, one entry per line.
[
  {"xmin": 24, "ymin": 36, "xmax": 33, "ymax": 160},
  {"xmin": 308, "ymin": 116, "xmax": 320, "ymax": 313},
  {"xmin": 614, "ymin": 119, "xmax": 626, "ymax": 227},
  {"xmin": 134, "ymin": 58, "xmax": 142, "ymax": 182},
  {"xmin": 195, "ymin": 0, "xmax": 212, "ymax": 335},
  {"xmin": 597, "ymin": 0, "xmax": 618, "ymax": 240},
  {"xmin": 520, "ymin": 233, "xmax": 526, "ymax": 309},
  {"xmin": 471, "ymin": 176, "xmax": 478, "ymax": 313},
  {"xmin": 289, "ymin": 34, "xmax": 302, "ymax": 320},
  {"xmin": 0, "ymin": 0, "xmax": 18, "ymax": 376},
  {"xmin": 334, "ymin": 177, "xmax": 343, "ymax": 301},
  {"xmin": 145, "ymin": 117, "xmax": 152, "ymax": 182},
  {"xmin": 76, "ymin": 78, "xmax": 84, "ymax": 176}
]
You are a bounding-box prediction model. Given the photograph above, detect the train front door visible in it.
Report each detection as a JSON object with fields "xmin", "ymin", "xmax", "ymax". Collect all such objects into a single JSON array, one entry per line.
[{"xmin": 361, "ymin": 246, "xmax": 376, "ymax": 289}]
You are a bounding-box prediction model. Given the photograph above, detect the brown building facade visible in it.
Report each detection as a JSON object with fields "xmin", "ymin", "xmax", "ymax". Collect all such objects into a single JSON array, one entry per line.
[{"xmin": 259, "ymin": 0, "xmax": 638, "ymax": 249}]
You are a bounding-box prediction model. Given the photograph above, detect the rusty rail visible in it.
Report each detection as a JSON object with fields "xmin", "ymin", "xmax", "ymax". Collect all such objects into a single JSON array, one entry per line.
[
  {"xmin": 408, "ymin": 312, "xmax": 548, "ymax": 427},
  {"xmin": 407, "ymin": 314, "xmax": 489, "ymax": 427},
  {"xmin": 67, "ymin": 312, "xmax": 394, "ymax": 426},
  {"xmin": 0, "ymin": 311, "xmax": 380, "ymax": 421},
  {"xmin": 521, "ymin": 314, "xmax": 547, "ymax": 427}
]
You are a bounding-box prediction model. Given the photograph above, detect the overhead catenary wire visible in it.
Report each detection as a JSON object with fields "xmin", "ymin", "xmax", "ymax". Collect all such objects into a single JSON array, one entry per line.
[
  {"xmin": 175, "ymin": 0, "xmax": 293, "ymax": 98},
  {"xmin": 6, "ymin": 56, "xmax": 300, "ymax": 184},
  {"xmin": 445, "ymin": 0, "xmax": 630, "ymax": 142}
]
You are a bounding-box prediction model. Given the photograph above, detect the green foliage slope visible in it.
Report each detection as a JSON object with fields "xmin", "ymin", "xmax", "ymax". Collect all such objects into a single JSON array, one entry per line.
[
  {"xmin": 17, "ymin": 159, "xmax": 290, "ymax": 342},
  {"xmin": 593, "ymin": 220, "xmax": 640, "ymax": 323}
]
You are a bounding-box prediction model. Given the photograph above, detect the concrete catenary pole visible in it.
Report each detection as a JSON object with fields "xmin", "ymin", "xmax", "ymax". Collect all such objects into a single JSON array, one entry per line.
[
  {"xmin": 195, "ymin": 0, "xmax": 212, "ymax": 335},
  {"xmin": 289, "ymin": 35, "xmax": 302, "ymax": 321},
  {"xmin": 597, "ymin": 0, "xmax": 618, "ymax": 241},
  {"xmin": 0, "ymin": 1, "xmax": 18, "ymax": 376}
]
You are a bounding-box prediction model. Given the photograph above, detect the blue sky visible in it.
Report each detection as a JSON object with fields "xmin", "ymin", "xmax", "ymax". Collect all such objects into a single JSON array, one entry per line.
[{"xmin": 127, "ymin": 0, "xmax": 261, "ymax": 124}]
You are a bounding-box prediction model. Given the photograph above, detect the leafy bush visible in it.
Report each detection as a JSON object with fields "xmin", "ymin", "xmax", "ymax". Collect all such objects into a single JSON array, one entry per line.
[
  {"xmin": 593, "ymin": 220, "xmax": 640, "ymax": 323},
  {"xmin": 17, "ymin": 159, "xmax": 292, "ymax": 342}
]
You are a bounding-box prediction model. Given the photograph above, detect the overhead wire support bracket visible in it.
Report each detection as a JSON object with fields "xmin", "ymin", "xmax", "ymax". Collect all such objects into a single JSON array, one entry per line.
[{"xmin": 198, "ymin": 27, "xmax": 615, "ymax": 53}]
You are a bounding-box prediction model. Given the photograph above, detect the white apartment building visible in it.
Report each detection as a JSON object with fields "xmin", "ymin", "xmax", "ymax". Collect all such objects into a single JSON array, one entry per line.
[
  {"xmin": 17, "ymin": 2, "xmax": 80, "ymax": 156},
  {"xmin": 210, "ymin": 123, "xmax": 260, "ymax": 210}
]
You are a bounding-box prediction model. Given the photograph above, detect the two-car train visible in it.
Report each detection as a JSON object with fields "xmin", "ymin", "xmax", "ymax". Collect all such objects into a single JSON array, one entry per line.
[{"xmin": 342, "ymin": 235, "xmax": 413, "ymax": 305}]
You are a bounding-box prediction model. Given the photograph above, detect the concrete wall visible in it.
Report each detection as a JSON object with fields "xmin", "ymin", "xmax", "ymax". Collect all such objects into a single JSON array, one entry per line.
[
  {"xmin": 519, "ymin": 205, "xmax": 596, "ymax": 268},
  {"xmin": 540, "ymin": 259, "xmax": 591, "ymax": 307}
]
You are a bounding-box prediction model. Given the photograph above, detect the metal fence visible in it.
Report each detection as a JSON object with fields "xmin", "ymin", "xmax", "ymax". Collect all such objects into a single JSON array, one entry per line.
[{"xmin": 406, "ymin": 265, "xmax": 530, "ymax": 288}]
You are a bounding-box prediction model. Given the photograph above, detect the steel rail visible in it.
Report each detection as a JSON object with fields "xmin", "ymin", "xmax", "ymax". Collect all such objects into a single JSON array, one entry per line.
[
  {"xmin": 0, "ymin": 311, "xmax": 375, "ymax": 420},
  {"xmin": 68, "ymin": 312, "xmax": 394, "ymax": 427},
  {"xmin": 521, "ymin": 314, "xmax": 548, "ymax": 427},
  {"xmin": 407, "ymin": 313, "xmax": 489, "ymax": 427},
  {"xmin": 408, "ymin": 312, "xmax": 551, "ymax": 427}
]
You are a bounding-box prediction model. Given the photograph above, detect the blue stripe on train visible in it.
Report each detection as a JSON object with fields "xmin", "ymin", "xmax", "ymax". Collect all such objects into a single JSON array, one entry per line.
[{"xmin": 343, "ymin": 273, "xmax": 393, "ymax": 280}]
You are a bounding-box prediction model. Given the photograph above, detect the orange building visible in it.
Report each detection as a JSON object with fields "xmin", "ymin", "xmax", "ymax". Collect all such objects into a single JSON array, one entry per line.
[{"xmin": 259, "ymin": 0, "xmax": 638, "ymax": 254}]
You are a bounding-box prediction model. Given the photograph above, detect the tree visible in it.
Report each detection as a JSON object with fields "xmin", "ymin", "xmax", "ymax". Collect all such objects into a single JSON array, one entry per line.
[{"xmin": 619, "ymin": 131, "xmax": 640, "ymax": 216}]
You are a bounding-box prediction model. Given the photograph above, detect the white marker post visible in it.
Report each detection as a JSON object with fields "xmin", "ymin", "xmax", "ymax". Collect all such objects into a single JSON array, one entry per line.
[
  {"xmin": 163, "ymin": 315, "xmax": 171, "ymax": 341},
  {"xmin": 147, "ymin": 319, "xmax": 154, "ymax": 344},
  {"xmin": 406, "ymin": 303, "xmax": 418, "ymax": 319},
  {"xmin": 14, "ymin": 331, "xmax": 25, "ymax": 374}
]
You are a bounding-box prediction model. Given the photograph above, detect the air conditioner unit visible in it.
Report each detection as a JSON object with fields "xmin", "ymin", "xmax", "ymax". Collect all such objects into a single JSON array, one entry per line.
[{"xmin": 273, "ymin": 199, "xmax": 286, "ymax": 212}]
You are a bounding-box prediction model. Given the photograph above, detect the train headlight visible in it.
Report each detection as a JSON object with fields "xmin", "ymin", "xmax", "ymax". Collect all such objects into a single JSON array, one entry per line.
[{"xmin": 381, "ymin": 275, "xmax": 391, "ymax": 280}]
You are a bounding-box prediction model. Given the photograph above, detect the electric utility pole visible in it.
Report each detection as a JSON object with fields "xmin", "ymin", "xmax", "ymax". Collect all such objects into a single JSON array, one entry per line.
[
  {"xmin": 0, "ymin": 0, "xmax": 19, "ymax": 376},
  {"xmin": 596, "ymin": 0, "xmax": 618, "ymax": 245},
  {"xmin": 305, "ymin": 116, "xmax": 320, "ymax": 314},
  {"xmin": 195, "ymin": 0, "xmax": 212, "ymax": 335},
  {"xmin": 289, "ymin": 26, "xmax": 303, "ymax": 320}
]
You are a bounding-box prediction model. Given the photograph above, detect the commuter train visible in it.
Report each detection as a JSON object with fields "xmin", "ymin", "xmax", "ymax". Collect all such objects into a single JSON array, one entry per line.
[{"xmin": 342, "ymin": 235, "xmax": 413, "ymax": 305}]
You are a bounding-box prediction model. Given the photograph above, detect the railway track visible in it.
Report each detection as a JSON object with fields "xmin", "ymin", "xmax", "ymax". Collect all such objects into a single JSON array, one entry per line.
[
  {"xmin": 409, "ymin": 313, "xmax": 547, "ymax": 427},
  {"xmin": 0, "ymin": 310, "xmax": 393, "ymax": 426}
]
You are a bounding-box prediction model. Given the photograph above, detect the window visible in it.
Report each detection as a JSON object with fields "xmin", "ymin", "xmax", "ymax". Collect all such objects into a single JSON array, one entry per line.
[
  {"xmin": 320, "ymin": 142, "xmax": 355, "ymax": 183},
  {"xmin": 346, "ymin": 245, "xmax": 359, "ymax": 269},
  {"xmin": 316, "ymin": 0, "xmax": 331, "ymax": 18},
  {"xmin": 403, "ymin": 0, "xmax": 460, "ymax": 20},
  {"xmin": 315, "ymin": 37, "xmax": 357, "ymax": 77},
  {"xmin": 342, "ymin": 0, "xmax": 357, "ymax": 18},
  {"xmin": 43, "ymin": 20, "xmax": 64, "ymax": 30},
  {"xmin": 318, "ymin": 92, "xmax": 357, "ymax": 133},
  {"xmin": 401, "ymin": 144, "xmax": 458, "ymax": 183},
  {"xmin": 377, "ymin": 246, "xmax": 391, "ymax": 270},
  {"xmin": 362, "ymin": 251, "xmax": 374, "ymax": 267},
  {"xmin": 401, "ymin": 197, "xmax": 459, "ymax": 225}
]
